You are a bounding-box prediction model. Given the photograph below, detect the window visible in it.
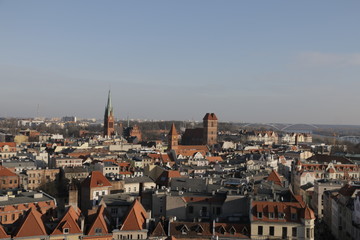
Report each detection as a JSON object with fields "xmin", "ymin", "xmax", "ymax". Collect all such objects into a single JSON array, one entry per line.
[
  {"xmin": 258, "ymin": 226, "xmax": 263, "ymax": 235},
  {"xmin": 278, "ymin": 212, "xmax": 285, "ymax": 219},
  {"xmin": 306, "ymin": 228, "xmax": 310, "ymax": 238},
  {"xmin": 63, "ymin": 228, "xmax": 69, "ymax": 234},
  {"xmin": 257, "ymin": 212, "xmax": 263, "ymax": 219},
  {"xmin": 188, "ymin": 206, "xmax": 194, "ymax": 214},
  {"xmin": 9, "ymin": 180, "xmax": 12, "ymax": 184},
  {"xmin": 269, "ymin": 212, "xmax": 274, "ymax": 219},
  {"xmin": 216, "ymin": 207, "xmax": 221, "ymax": 215},
  {"xmin": 291, "ymin": 213, "xmax": 297, "ymax": 220},
  {"xmin": 292, "ymin": 227, "xmax": 297, "ymax": 237},
  {"xmin": 282, "ymin": 227, "xmax": 287, "ymax": 238},
  {"xmin": 95, "ymin": 228, "xmax": 102, "ymax": 234},
  {"xmin": 269, "ymin": 226, "xmax": 274, "ymax": 236},
  {"xmin": 11, "ymin": 214, "xmax": 15, "ymax": 221}
]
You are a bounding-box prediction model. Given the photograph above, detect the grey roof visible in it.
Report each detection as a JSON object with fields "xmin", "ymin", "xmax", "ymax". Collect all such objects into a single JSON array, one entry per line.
[
  {"xmin": 101, "ymin": 192, "xmax": 136, "ymax": 207},
  {"xmin": 124, "ymin": 176, "xmax": 154, "ymax": 184},
  {"xmin": 0, "ymin": 190, "xmax": 55, "ymax": 206}
]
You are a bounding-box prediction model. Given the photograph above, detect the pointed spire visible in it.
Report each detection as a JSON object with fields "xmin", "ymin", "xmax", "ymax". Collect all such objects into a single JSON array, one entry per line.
[
  {"xmin": 106, "ymin": 90, "xmax": 113, "ymax": 117},
  {"xmin": 169, "ymin": 123, "xmax": 178, "ymax": 136}
]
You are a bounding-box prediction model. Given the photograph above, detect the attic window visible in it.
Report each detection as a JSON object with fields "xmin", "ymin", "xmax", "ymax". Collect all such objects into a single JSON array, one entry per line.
[
  {"xmin": 269, "ymin": 212, "xmax": 274, "ymax": 219},
  {"xmin": 278, "ymin": 212, "xmax": 285, "ymax": 219},
  {"xmin": 63, "ymin": 228, "xmax": 69, "ymax": 234},
  {"xmin": 218, "ymin": 226, "xmax": 226, "ymax": 234},
  {"xmin": 257, "ymin": 212, "xmax": 263, "ymax": 219},
  {"xmin": 229, "ymin": 226, "xmax": 236, "ymax": 235},
  {"xmin": 181, "ymin": 225, "xmax": 189, "ymax": 234},
  {"xmin": 95, "ymin": 228, "xmax": 102, "ymax": 234},
  {"xmin": 291, "ymin": 213, "xmax": 297, "ymax": 221},
  {"xmin": 195, "ymin": 225, "xmax": 204, "ymax": 234}
]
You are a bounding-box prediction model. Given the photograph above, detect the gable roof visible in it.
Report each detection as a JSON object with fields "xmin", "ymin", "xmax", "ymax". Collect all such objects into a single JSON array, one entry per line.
[
  {"xmin": 86, "ymin": 205, "xmax": 109, "ymax": 235},
  {"xmin": 267, "ymin": 169, "xmax": 283, "ymax": 187},
  {"xmin": 169, "ymin": 123, "xmax": 178, "ymax": 136},
  {"xmin": 13, "ymin": 208, "xmax": 47, "ymax": 238},
  {"xmin": 151, "ymin": 221, "xmax": 167, "ymax": 237},
  {"xmin": 51, "ymin": 206, "xmax": 82, "ymax": 235},
  {"xmin": 120, "ymin": 199, "xmax": 147, "ymax": 231},
  {"xmin": 82, "ymin": 171, "xmax": 112, "ymax": 189},
  {"xmin": 0, "ymin": 224, "xmax": 10, "ymax": 238}
]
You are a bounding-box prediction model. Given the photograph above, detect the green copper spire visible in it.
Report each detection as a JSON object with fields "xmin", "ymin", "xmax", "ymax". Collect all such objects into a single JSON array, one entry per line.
[{"xmin": 105, "ymin": 90, "xmax": 113, "ymax": 117}]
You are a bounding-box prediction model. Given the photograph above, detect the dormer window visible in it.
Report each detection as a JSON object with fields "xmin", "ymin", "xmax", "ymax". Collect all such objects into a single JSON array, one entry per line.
[
  {"xmin": 291, "ymin": 213, "xmax": 297, "ymax": 221},
  {"xmin": 269, "ymin": 212, "xmax": 274, "ymax": 219},
  {"xmin": 181, "ymin": 225, "xmax": 189, "ymax": 235},
  {"xmin": 63, "ymin": 228, "xmax": 69, "ymax": 234},
  {"xmin": 229, "ymin": 226, "xmax": 236, "ymax": 235},
  {"xmin": 195, "ymin": 224, "xmax": 204, "ymax": 234},
  {"xmin": 218, "ymin": 226, "xmax": 226, "ymax": 234},
  {"xmin": 278, "ymin": 212, "xmax": 285, "ymax": 219},
  {"xmin": 95, "ymin": 228, "xmax": 102, "ymax": 234},
  {"xmin": 257, "ymin": 212, "xmax": 263, "ymax": 219}
]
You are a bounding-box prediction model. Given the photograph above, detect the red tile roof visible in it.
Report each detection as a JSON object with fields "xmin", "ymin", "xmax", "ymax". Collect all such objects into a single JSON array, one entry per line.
[
  {"xmin": 0, "ymin": 166, "xmax": 17, "ymax": 177},
  {"xmin": 14, "ymin": 208, "xmax": 47, "ymax": 238},
  {"xmin": 303, "ymin": 205, "xmax": 315, "ymax": 220},
  {"xmin": 120, "ymin": 199, "xmax": 147, "ymax": 231},
  {"xmin": 87, "ymin": 205, "xmax": 109, "ymax": 235},
  {"xmin": 252, "ymin": 201, "xmax": 315, "ymax": 223},
  {"xmin": 51, "ymin": 206, "xmax": 82, "ymax": 235},
  {"xmin": 266, "ymin": 169, "xmax": 283, "ymax": 187},
  {"xmin": 82, "ymin": 171, "xmax": 112, "ymax": 189},
  {"xmin": 0, "ymin": 142, "xmax": 16, "ymax": 148}
]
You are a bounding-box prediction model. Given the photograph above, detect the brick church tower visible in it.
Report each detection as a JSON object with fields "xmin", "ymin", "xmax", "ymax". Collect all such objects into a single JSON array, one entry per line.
[
  {"xmin": 203, "ymin": 113, "xmax": 218, "ymax": 146},
  {"xmin": 168, "ymin": 123, "xmax": 179, "ymax": 151},
  {"xmin": 104, "ymin": 90, "xmax": 115, "ymax": 137}
]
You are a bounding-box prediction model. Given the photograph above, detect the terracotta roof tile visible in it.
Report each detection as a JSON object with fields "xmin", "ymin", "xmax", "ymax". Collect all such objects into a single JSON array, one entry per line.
[
  {"xmin": 120, "ymin": 199, "xmax": 147, "ymax": 231},
  {"xmin": 86, "ymin": 205, "xmax": 109, "ymax": 235},
  {"xmin": 51, "ymin": 206, "xmax": 82, "ymax": 235},
  {"xmin": 266, "ymin": 169, "xmax": 283, "ymax": 187},
  {"xmin": 14, "ymin": 208, "xmax": 47, "ymax": 238},
  {"xmin": 82, "ymin": 171, "xmax": 112, "ymax": 189}
]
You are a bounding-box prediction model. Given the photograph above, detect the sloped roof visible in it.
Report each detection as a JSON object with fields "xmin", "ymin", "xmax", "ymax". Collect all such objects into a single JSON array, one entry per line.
[
  {"xmin": 120, "ymin": 199, "xmax": 147, "ymax": 231},
  {"xmin": 0, "ymin": 166, "xmax": 17, "ymax": 177},
  {"xmin": 13, "ymin": 208, "xmax": 47, "ymax": 238},
  {"xmin": 169, "ymin": 123, "xmax": 178, "ymax": 136},
  {"xmin": 51, "ymin": 206, "xmax": 82, "ymax": 235},
  {"xmin": 82, "ymin": 171, "xmax": 112, "ymax": 189},
  {"xmin": 266, "ymin": 169, "xmax": 283, "ymax": 187},
  {"xmin": 303, "ymin": 205, "xmax": 315, "ymax": 220},
  {"xmin": 0, "ymin": 224, "xmax": 10, "ymax": 238},
  {"xmin": 151, "ymin": 221, "xmax": 167, "ymax": 237},
  {"xmin": 86, "ymin": 205, "xmax": 109, "ymax": 235}
]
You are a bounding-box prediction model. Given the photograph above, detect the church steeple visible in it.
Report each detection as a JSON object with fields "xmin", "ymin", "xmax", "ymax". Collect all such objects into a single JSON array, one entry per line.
[
  {"xmin": 168, "ymin": 123, "xmax": 179, "ymax": 151},
  {"xmin": 104, "ymin": 90, "xmax": 115, "ymax": 137}
]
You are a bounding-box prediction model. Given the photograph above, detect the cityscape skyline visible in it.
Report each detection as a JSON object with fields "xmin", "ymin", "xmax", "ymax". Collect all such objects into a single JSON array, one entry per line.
[{"xmin": 2, "ymin": 1, "xmax": 360, "ymax": 124}]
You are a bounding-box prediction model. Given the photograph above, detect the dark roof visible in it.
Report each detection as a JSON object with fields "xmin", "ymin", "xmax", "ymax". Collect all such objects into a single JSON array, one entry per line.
[{"xmin": 306, "ymin": 154, "xmax": 353, "ymax": 164}]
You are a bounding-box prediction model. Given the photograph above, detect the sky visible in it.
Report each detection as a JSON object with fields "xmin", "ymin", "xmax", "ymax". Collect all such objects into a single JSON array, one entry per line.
[{"xmin": 1, "ymin": 1, "xmax": 360, "ymax": 124}]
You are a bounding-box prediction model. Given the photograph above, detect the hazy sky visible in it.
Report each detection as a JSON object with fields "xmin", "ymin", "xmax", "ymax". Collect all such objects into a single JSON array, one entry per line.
[{"xmin": 1, "ymin": 1, "xmax": 360, "ymax": 124}]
